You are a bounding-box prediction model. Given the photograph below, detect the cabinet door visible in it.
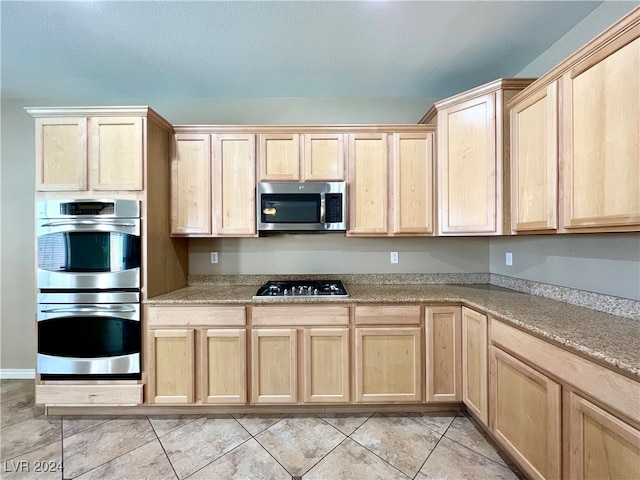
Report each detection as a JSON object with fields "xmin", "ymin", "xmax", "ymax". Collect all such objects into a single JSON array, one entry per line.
[
  {"xmin": 511, "ymin": 82, "xmax": 558, "ymax": 232},
  {"xmin": 562, "ymin": 37, "xmax": 640, "ymax": 230},
  {"xmin": 565, "ymin": 390, "xmax": 640, "ymax": 480},
  {"xmin": 490, "ymin": 346, "xmax": 561, "ymax": 480},
  {"xmin": 148, "ymin": 329, "xmax": 195, "ymax": 404},
  {"xmin": 302, "ymin": 134, "xmax": 345, "ymax": 181},
  {"xmin": 212, "ymin": 134, "xmax": 256, "ymax": 236},
  {"xmin": 462, "ymin": 307, "xmax": 488, "ymax": 424},
  {"xmin": 438, "ymin": 94, "xmax": 497, "ymax": 234},
  {"xmin": 302, "ymin": 328, "xmax": 349, "ymax": 403},
  {"xmin": 347, "ymin": 133, "xmax": 389, "ymax": 235},
  {"xmin": 355, "ymin": 327, "xmax": 422, "ymax": 402},
  {"xmin": 35, "ymin": 117, "xmax": 87, "ymax": 191},
  {"xmin": 258, "ymin": 134, "xmax": 300, "ymax": 181},
  {"xmin": 251, "ymin": 329, "xmax": 297, "ymax": 404},
  {"xmin": 89, "ymin": 117, "xmax": 143, "ymax": 190},
  {"xmin": 426, "ymin": 306, "xmax": 461, "ymax": 402},
  {"xmin": 171, "ymin": 134, "xmax": 211, "ymax": 234},
  {"xmin": 201, "ymin": 329, "xmax": 246, "ymax": 404},
  {"xmin": 393, "ymin": 132, "xmax": 434, "ymax": 234}
]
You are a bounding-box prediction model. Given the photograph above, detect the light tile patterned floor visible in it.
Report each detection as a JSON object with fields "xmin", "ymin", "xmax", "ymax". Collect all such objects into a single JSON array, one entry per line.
[{"xmin": 1, "ymin": 380, "xmax": 524, "ymax": 479}]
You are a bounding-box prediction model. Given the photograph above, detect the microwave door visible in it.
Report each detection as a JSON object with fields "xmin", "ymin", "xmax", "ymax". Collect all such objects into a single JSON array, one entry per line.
[{"xmin": 261, "ymin": 194, "xmax": 321, "ymax": 226}]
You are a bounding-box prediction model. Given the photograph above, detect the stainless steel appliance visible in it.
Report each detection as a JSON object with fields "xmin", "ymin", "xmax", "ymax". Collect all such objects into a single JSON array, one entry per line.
[
  {"xmin": 257, "ymin": 182, "xmax": 347, "ymax": 232},
  {"xmin": 37, "ymin": 292, "xmax": 141, "ymax": 378},
  {"xmin": 253, "ymin": 280, "xmax": 349, "ymax": 299},
  {"xmin": 37, "ymin": 199, "xmax": 141, "ymax": 290},
  {"xmin": 36, "ymin": 199, "xmax": 142, "ymax": 379}
]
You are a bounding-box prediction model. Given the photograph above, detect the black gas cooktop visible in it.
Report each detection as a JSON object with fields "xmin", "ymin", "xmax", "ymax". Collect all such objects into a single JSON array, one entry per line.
[{"xmin": 253, "ymin": 280, "xmax": 349, "ymax": 298}]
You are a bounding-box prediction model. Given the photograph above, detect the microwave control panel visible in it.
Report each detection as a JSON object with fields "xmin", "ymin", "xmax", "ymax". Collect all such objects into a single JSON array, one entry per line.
[{"xmin": 326, "ymin": 194, "xmax": 343, "ymax": 223}]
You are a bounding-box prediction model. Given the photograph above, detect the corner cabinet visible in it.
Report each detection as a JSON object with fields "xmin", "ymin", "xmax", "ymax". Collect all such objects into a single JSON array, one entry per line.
[
  {"xmin": 426, "ymin": 78, "xmax": 534, "ymax": 235},
  {"xmin": 461, "ymin": 307, "xmax": 488, "ymax": 425},
  {"xmin": 509, "ymin": 81, "xmax": 559, "ymax": 233},
  {"xmin": 171, "ymin": 130, "xmax": 256, "ymax": 237},
  {"xmin": 31, "ymin": 111, "xmax": 148, "ymax": 192},
  {"xmin": 425, "ymin": 306, "xmax": 462, "ymax": 402}
]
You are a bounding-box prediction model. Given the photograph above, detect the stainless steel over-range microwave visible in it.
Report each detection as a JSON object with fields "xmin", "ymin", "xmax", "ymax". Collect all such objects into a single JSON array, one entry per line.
[{"xmin": 257, "ymin": 182, "xmax": 347, "ymax": 232}]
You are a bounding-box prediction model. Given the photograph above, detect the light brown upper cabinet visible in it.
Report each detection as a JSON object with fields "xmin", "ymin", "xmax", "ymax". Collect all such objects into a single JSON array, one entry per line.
[
  {"xmin": 393, "ymin": 132, "xmax": 435, "ymax": 234},
  {"xmin": 259, "ymin": 133, "xmax": 345, "ymax": 181},
  {"xmin": 347, "ymin": 128, "xmax": 435, "ymax": 236},
  {"xmin": 34, "ymin": 115, "xmax": 144, "ymax": 191},
  {"xmin": 509, "ymin": 81, "xmax": 559, "ymax": 233},
  {"xmin": 171, "ymin": 133, "xmax": 211, "ymax": 235},
  {"xmin": 508, "ymin": 8, "xmax": 639, "ymax": 234},
  {"xmin": 425, "ymin": 79, "xmax": 534, "ymax": 235},
  {"xmin": 347, "ymin": 133, "xmax": 389, "ymax": 235},
  {"xmin": 171, "ymin": 131, "xmax": 257, "ymax": 237},
  {"xmin": 212, "ymin": 134, "xmax": 256, "ymax": 235},
  {"xmin": 561, "ymin": 34, "xmax": 639, "ymax": 231}
]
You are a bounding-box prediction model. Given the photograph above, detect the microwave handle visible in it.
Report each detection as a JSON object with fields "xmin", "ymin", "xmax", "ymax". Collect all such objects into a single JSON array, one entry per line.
[{"xmin": 320, "ymin": 193, "xmax": 326, "ymax": 224}]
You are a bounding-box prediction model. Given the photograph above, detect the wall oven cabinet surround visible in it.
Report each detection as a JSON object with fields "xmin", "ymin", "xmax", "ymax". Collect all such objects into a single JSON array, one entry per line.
[
  {"xmin": 257, "ymin": 181, "xmax": 347, "ymax": 232},
  {"xmin": 37, "ymin": 292, "xmax": 141, "ymax": 378},
  {"xmin": 29, "ymin": 112, "xmax": 146, "ymax": 192},
  {"xmin": 422, "ymin": 78, "xmax": 535, "ymax": 235},
  {"xmin": 37, "ymin": 199, "xmax": 141, "ymax": 290}
]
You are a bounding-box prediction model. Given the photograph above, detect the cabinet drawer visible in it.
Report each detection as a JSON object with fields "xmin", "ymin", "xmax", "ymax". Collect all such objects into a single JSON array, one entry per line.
[
  {"xmin": 36, "ymin": 384, "xmax": 143, "ymax": 405},
  {"xmin": 354, "ymin": 305, "xmax": 421, "ymax": 325},
  {"xmin": 490, "ymin": 318, "xmax": 640, "ymax": 424},
  {"xmin": 252, "ymin": 306, "xmax": 349, "ymax": 326},
  {"xmin": 147, "ymin": 306, "xmax": 246, "ymax": 327}
]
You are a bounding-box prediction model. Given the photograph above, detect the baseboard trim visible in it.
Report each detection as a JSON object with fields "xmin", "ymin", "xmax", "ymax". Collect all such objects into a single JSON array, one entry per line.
[{"xmin": 0, "ymin": 369, "xmax": 36, "ymax": 379}]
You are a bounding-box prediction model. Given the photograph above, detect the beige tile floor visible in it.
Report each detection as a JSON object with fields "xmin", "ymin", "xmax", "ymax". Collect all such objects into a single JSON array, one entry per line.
[{"xmin": 1, "ymin": 380, "xmax": 525, "ymax": 479}]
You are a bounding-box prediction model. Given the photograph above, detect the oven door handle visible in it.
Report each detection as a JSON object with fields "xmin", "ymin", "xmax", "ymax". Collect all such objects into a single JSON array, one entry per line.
[
  {"xmin": 40, "ymin": 306, "xmax": 137, "ymax": 314},
  {"xmin": 41, "ymin": 220, "xmax": 137, "ymax": 228}
]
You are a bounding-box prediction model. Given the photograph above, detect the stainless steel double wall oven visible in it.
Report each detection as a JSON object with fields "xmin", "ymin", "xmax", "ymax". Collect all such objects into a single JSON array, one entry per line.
[{"xmin": 36, "ymin": 199, "xmax": 142, "ymax": 379}]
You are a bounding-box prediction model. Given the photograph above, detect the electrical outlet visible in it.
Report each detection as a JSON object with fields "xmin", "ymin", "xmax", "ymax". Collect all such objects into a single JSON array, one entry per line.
[
  {"xmin": 505, "ymin": 252, "xmax": 513, "ymax": 266},
  {"xmin": 210, "ymin": 252, "xmax": 219, "ymax": 264},
  {"xmin": 390, "ymin": 251, "xmax": 399, "ymax": 264}
]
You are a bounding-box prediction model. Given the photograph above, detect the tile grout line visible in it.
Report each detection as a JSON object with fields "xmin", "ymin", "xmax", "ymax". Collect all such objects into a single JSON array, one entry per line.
[{"xmin": 147, "ymin": 415, "xmax": 180, "ymax": 480}]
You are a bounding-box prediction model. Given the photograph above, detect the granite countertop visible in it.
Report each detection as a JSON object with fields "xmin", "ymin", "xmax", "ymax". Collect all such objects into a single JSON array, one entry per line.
[{"xmin": 147, "ymin": 282, "xmax": 640, "ymax": 380}]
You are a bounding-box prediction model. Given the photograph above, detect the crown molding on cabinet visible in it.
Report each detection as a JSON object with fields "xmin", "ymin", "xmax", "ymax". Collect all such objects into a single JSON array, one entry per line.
[{"xmin": 173, "ymin": 124, "xmax": 436, "ymax": 135}]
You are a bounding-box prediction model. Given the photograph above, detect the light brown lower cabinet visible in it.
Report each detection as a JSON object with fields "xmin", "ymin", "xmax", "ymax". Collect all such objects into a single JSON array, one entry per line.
[
  {"xmin": 148, "ymin": 327, "xmax": 247, "ymax": 405},
  {"xmin": 425, "ymin": 306, "xmax": 461, "ymax": 402},
  {"xmin": 565, "ymin": 390, "xmax": 640, "ymax": 480},
  {"xmin": 201, "ymin": 328, "xmax": 246, "ymax": 404},
  {"xmin": 303, "ymin": 328, "xmax": 350, "ymax": 403},
  {"xmin": 148, "ymin": 329, "xmax": 195, "ymax": 404},
  {"xmin": 461, "ymin": 307, "xmax": 488, "ymax": 424},
  {"xmin": 490, "ymin": 345, "xmax": 562, "ymax": 480},
  {"xmin": 354, "ymin": 326, "xmax": 422, "ymax": 402},
  {"xmin": 251, "ymin": 328, "xmax": 297, "ymax": 404}
]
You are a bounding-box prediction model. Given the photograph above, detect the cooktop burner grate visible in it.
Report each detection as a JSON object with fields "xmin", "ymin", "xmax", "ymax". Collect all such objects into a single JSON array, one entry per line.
[{"xmin": 253, "ymin": 280, "xmax": 349, "ymax": 298}]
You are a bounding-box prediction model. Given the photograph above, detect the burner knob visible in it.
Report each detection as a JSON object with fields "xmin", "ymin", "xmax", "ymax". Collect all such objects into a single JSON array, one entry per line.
[
  {"xmin": 313, "ymin": 288, "xmax": 319, "ymax": 295},
  {"xmin": 284, "ymin": 288, "xmax": 289, "ymax": 295}
]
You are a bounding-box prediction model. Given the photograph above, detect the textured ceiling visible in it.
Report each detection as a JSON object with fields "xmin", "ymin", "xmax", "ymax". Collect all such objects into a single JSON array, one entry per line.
[{"xmin": 2, "ymin": 1, "xmax": 605, "ymax": 102}]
